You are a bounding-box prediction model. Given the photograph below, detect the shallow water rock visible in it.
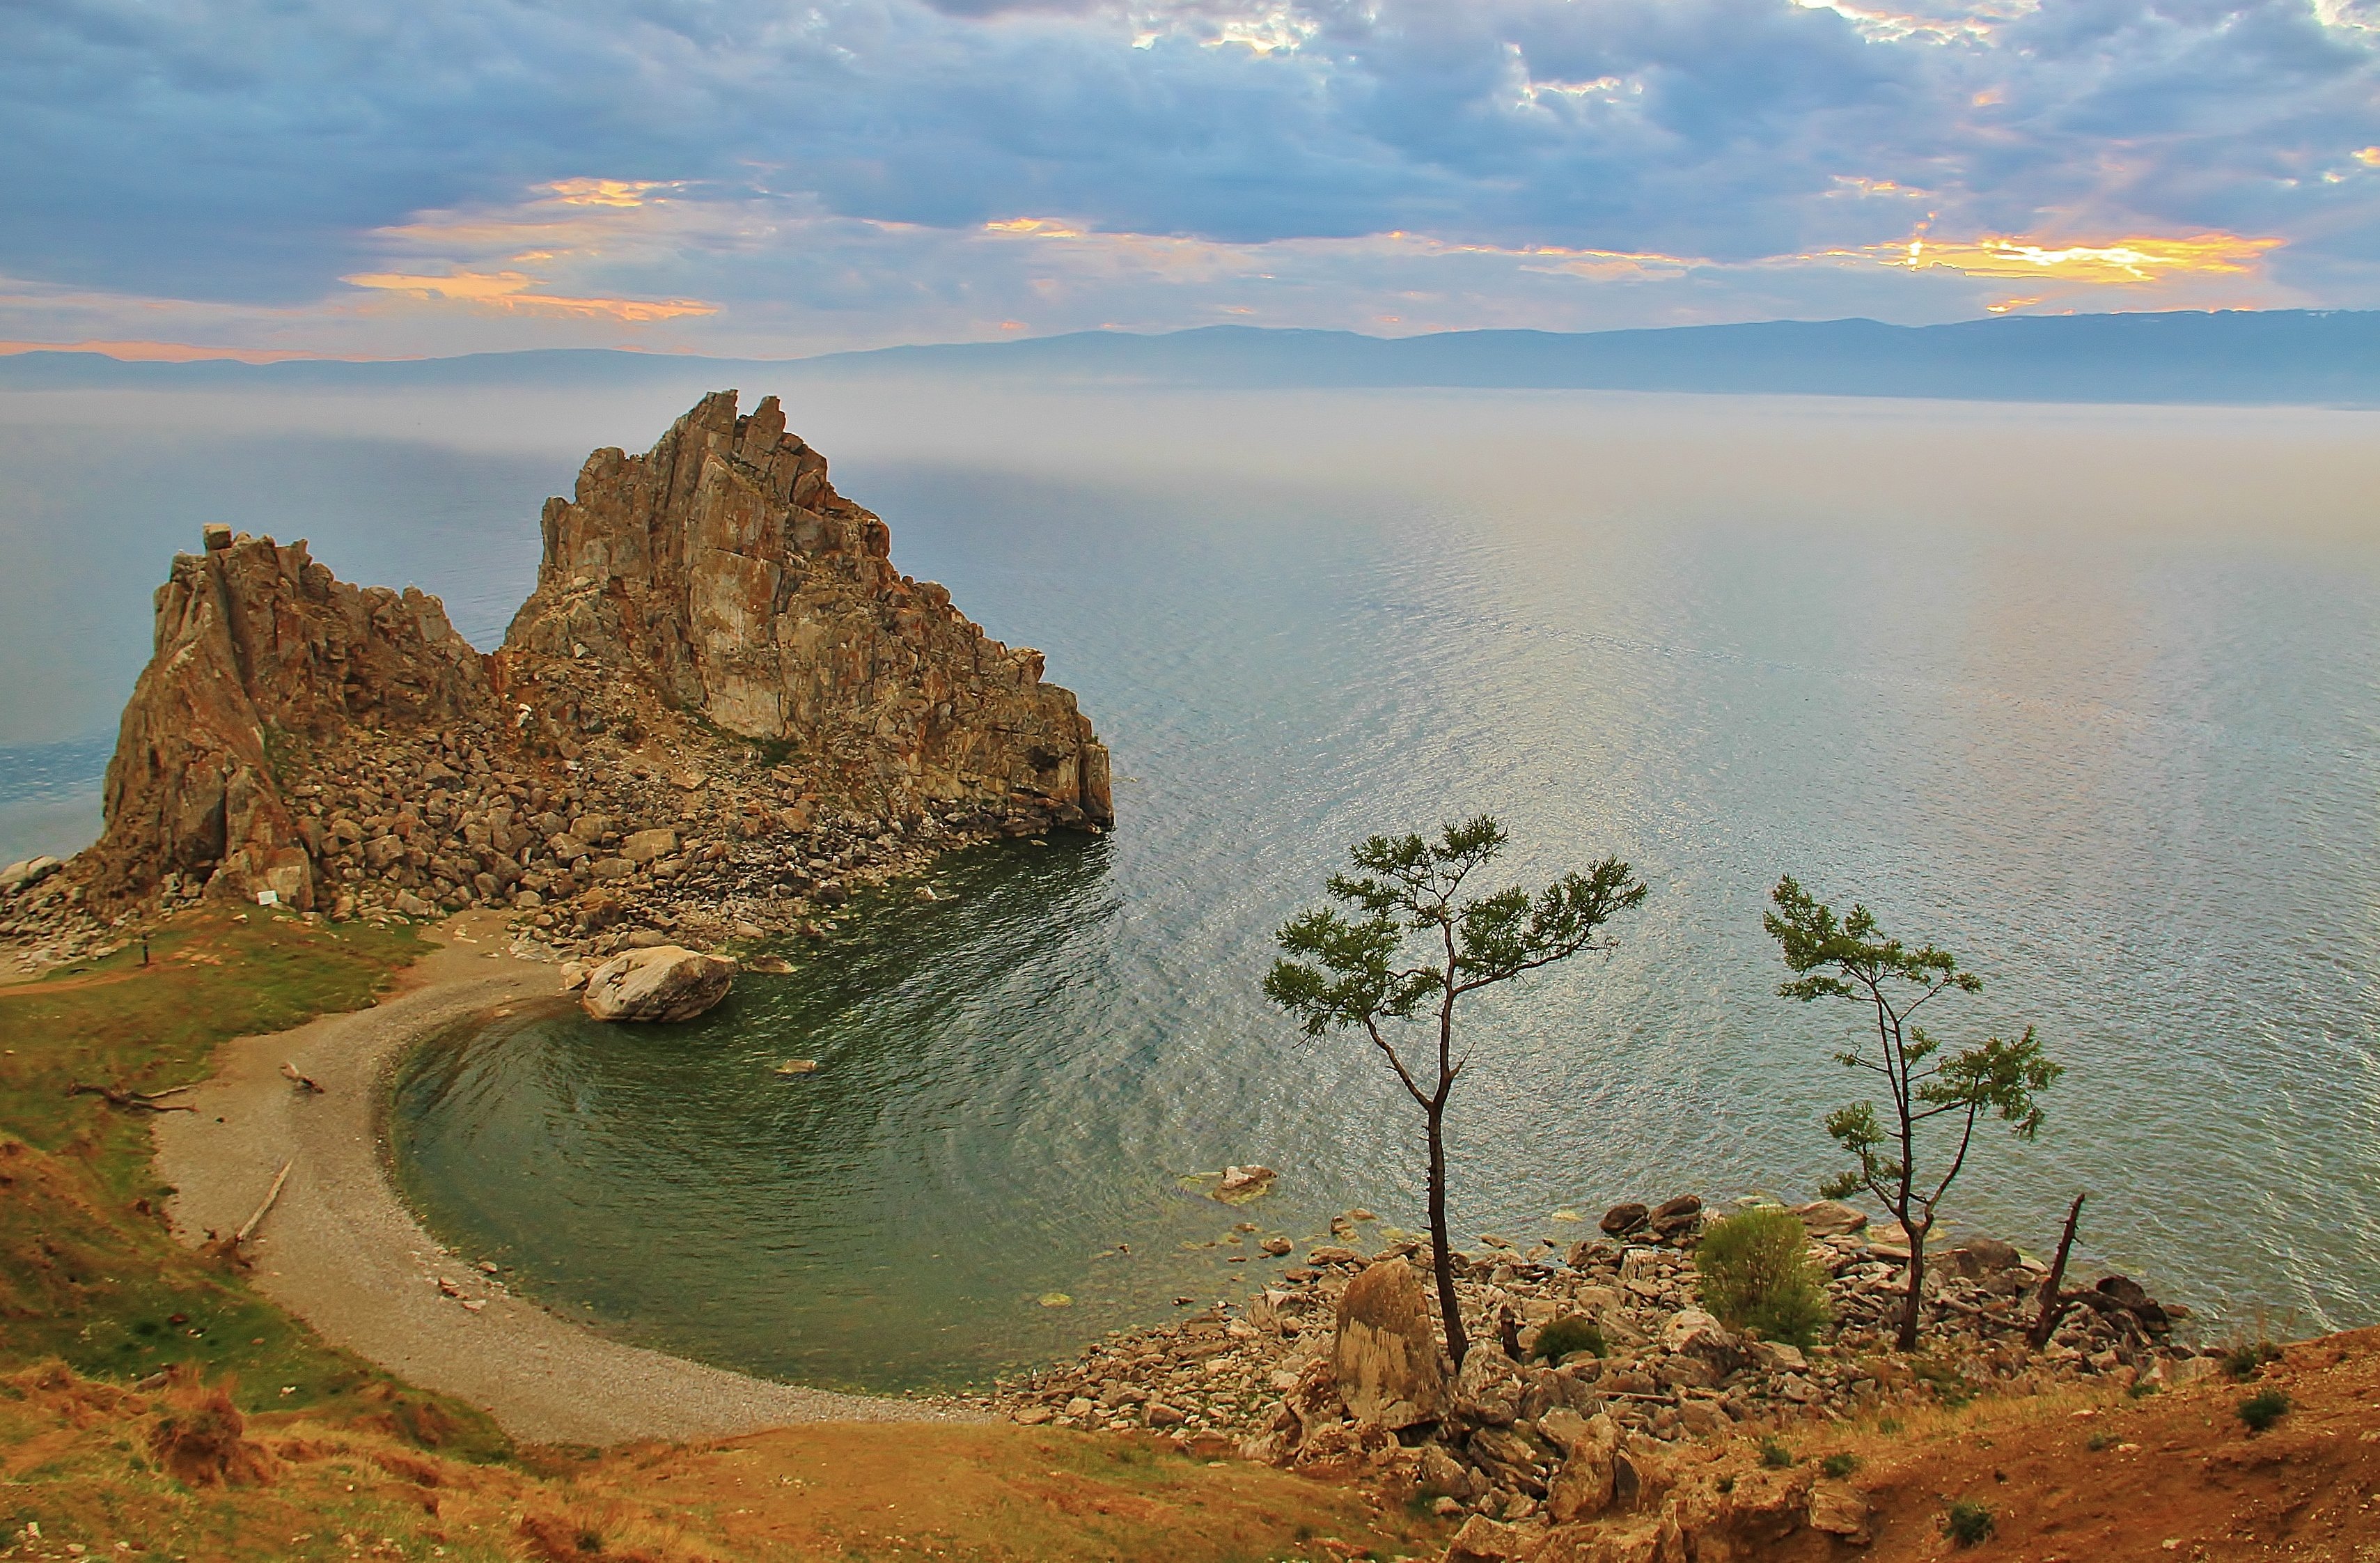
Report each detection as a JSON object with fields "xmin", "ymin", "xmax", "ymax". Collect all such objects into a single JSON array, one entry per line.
[
  {"xmin": 579, "ymin": 944, "xmax": 734, "ymax": 1022},
  {"xmin": 1599, "ymin": 1202, "xmax": 1650, "ymax": 1236},
  {"xmin": 1647, "ymin": 1195, "xmax": 1704, "ymax": 1238},
  {"xmin": 1213, "ymin": 1165, "xmax": 1277, "ymax": 1204}
]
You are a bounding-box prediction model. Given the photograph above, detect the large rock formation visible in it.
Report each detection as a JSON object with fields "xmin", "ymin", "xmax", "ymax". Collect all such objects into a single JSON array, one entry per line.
[
  {"xmin": 506, "ymin": 390, "xmax": 1111, "ymax": 829},
  {"xmin": 63, "ymin": 391, "xmax": 1112, "ymax": 928},
  {"xmin": 89, "ymin": 525, "xmax": 498, "ymax": 911}
]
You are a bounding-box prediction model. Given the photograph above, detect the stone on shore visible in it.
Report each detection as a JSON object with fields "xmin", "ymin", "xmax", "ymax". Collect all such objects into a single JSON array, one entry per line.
[
  {"xmin": 580, "ymin": 945, "xmax": 735, "ymax": 1022},
  {"xmin": 1, "ymin": 856, "xmax": 63, "ymax": 894},
  {"xmin": 1647, "ymin": 1195, "xmax": 1704, "ymax": 1238},
  {"xmin": 1333, "ymin": 1259, "xmax": 1448, "ymax": 1428},
  {"xmin": 1792, "ymin": 1199, "xmax": 1869, "ymax": 1237},
  {"xmin": 1599, "ymin": 1202, "xmax": 1650, "ymax": 1236}
]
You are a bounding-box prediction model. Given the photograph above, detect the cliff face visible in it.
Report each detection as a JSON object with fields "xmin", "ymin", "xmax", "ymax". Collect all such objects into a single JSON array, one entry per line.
[
  {"xmin": 75, "ymin": 391, "xmax": 1112, "ymax": 922},
  {"xmin": 506, "ymin": 390, "xmax": 1111, "ymax": 829},
  {"xmin": 91, "ymin": 527, "xmax": 497, "ymax": 911}
]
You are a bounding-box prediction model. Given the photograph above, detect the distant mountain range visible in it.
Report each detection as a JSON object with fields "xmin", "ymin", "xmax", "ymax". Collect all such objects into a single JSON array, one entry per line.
[{"xmin": 5, "ymin": 309, "xmax": 2375, "ymax": 405}]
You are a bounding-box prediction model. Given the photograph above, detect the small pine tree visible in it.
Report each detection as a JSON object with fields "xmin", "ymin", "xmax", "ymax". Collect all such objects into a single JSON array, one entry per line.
[{"xmin": 1764, "ymin": 877, "xmax": 2060, "ymax": 1351}]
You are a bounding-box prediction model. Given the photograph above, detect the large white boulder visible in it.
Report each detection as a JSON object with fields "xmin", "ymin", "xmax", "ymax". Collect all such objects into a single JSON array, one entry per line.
[{"xmin": 580, "ymin": 944, "xmax": 735, "ymax": 1022}]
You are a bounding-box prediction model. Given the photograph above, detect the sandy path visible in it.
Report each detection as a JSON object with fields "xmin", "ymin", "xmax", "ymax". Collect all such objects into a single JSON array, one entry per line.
[{"xmin": 154, "ymin": 912, "xmax": 966, "ymax": 1445}]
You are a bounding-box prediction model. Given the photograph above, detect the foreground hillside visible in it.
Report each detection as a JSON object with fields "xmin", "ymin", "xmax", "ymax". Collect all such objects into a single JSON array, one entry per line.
[
  {"xmin": 4, "ymin": 910, "xmax": 2374, "ymax": 1560},
  {"xmin": 5, "ymin": 1327, "xmax": 2374, "ymax": 1561}
]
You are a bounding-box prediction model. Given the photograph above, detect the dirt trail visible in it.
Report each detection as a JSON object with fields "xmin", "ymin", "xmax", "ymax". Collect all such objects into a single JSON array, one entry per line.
[{"xmin": 152, "ymin": 911, "xmax": 966, "ymax": 1445}]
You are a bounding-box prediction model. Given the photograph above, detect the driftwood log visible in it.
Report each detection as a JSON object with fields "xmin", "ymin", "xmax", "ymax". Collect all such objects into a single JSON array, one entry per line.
[{"xmin": 66, "ymin": 1080, "xmax": 195, "ymax": 1113}]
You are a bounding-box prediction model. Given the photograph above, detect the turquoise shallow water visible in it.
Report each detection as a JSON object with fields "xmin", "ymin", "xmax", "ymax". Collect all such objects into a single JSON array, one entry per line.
[{"xmin": 6, "ymin": 382, "xmax": 2379, "ymax": 1390}]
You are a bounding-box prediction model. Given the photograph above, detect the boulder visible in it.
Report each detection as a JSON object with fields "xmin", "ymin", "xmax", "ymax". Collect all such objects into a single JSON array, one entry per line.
[
  {"xmin": 1414, "ymin": 1443, "xmax": 1480, "ymax": 1500},
  {"xmin": 1647, "ymin": 1195, "xmax": 1703, "ymax": 1238},
  {"xmin": 1213, "ymin": 1165, "xmax": 1276, "ymax": 1204},
  {"xmin": 1943, "ymin": 1236, "xmax": 2022, "ymax": 1277},
  {"xmin": 620, "ymin": 827, "xmax": 679, "ymax": 864},
  {"xmin": 1599, "ymin": 1202, "xmax": 1650, "ymax": 1236},
  {"xmin": 1443, "ymin": 1515, "xmax": 1541, "ymax": 1563},
  {"xmin": 580, "ymin": 945, "xmax": 735, "ymax": 1022},
  {"xmin": 1659, "ymin": 1308, "xmax": 1742, "ymax": 1376},
  {"xmin": 1790, "ymin": 1199, "xmax": 1868, "ymax": 1237},
  {"xmin": 1453, "ymin": 1345, "xmax": 1524, "ymax": 1426},
  {"xmin": 0, "ymin": 856, "xmax": 62, "ymax": 894},
  {"xmin": 1333, "ymin": 1259, "xmax": 1449, "ymax": 1428},
  {"xmin": 1544, "ymin": 1412, "xmax": 1624, "ymax": 1522},
  {"xmin": 1807, "ymin": 1479, "xmax": 1871, "ymax": 1541}
]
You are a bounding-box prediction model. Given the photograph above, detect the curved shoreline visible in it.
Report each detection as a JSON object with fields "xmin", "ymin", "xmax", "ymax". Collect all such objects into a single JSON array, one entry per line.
[{"xmin": 153, "ymin": 912, "xmax": 973, "ymax": 1445}]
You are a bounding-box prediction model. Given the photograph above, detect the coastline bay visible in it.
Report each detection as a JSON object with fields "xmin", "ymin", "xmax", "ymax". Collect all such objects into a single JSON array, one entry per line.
[{"xmin": 6, "ymin": 381, "xmax": 2378, "ymax": 1391}]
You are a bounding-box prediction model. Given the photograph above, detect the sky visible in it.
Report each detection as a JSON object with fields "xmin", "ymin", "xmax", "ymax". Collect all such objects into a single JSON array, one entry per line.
[{"xmin": 4, "ymin": 0, "xmax": 2379, "ymax": 360}]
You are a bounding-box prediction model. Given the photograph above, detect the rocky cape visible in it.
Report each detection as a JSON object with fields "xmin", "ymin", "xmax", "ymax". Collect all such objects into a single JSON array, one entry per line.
[{"xmin": 4, "ymin": 391, "xmax": 1111, "ymax": 972}]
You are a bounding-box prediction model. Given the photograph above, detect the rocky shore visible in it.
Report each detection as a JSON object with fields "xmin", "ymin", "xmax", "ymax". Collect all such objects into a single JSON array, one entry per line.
[
  {"xmin": 3, "ymin": 389, "xmax": 1113, "ymax": 978},
  {"xmin": 997, "ymin": 1195, "xmax": 2209, "ymax": 1558}
]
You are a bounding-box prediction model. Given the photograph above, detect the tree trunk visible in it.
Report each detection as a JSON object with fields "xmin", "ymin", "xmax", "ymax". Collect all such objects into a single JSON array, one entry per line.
[
  {"xmin": 1897, "ymin": 1221, "xmax": 1926, "ymax": 1352},
  {"xmin": 2028, "ymin": 1192, "xmax": 2087, "ymax": 1351},
  {"xmin": 1426, "ymin": 1106, "xmax": 1469, "ymax": 1368}
]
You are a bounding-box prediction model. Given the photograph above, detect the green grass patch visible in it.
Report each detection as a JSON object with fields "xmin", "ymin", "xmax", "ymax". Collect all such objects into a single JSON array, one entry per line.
[{"xmin": 0, "ymin": 910, "xmax": 506, "ymax": 1458}]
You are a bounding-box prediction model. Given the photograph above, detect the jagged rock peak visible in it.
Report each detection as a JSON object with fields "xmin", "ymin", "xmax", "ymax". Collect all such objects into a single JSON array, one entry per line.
[
  {"xmin": 90, "ymin": 525, "xmax": 497, "ymax": 910},
  {"xmin": 506, "ymin": 389, "xmax": 1111, "ymax": 829},
  {"xmin": 72, "ymin": 391, "xmax": 1112, "ymax": 922}
]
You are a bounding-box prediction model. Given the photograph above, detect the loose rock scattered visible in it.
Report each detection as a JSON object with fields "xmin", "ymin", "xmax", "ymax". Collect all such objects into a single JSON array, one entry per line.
[{"xmin": 995, "ymin": 1194, "xmax": 2205, "ymax": 1560}]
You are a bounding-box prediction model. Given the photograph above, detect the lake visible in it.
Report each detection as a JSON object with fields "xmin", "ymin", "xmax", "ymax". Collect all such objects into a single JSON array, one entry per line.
[{"xmin": 5, "ymin": 377, "xmax": 2377, "ymax": 1390}]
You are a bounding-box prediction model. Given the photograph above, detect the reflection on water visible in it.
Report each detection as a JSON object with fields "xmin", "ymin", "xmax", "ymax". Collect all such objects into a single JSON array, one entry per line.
[{"xmin": 7, "ymin": 382, "xmax": 2379, "ymax": 1389}]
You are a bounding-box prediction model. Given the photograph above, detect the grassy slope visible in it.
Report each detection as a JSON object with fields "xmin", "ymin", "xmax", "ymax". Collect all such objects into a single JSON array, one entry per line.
[{"xmin": 0, "ymin": 910, "xmax": 506, "ymax": 1452}]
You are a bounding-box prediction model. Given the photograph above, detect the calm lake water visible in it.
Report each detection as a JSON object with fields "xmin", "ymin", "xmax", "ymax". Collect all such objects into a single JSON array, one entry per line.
[{"xmin": 6, "ymin": 378, "xmax": 2377, "ymax": 1390}]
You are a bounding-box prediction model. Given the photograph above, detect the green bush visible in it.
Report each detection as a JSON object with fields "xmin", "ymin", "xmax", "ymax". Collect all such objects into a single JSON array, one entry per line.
[
  {"xmin": 2223, "ymin": 1340, "xmax": 2283, "ymax": 1379},
  {"xmin": 1943, "ymin": 1499, "xmax": 1995, "ymax": 1545},
  {"xmin": 2238, "ymin": 1390, "xmax": 2290, "ymax": 1433},
  {"xmin": 1530, "ymin": 1314, "xmax": 1608, "ymax": 1362},
  {"xmin": 1696, "ymin": 1207, "xmax": 1832, "ymax": 1347},
  {"xmin": 1819, "ymin": 1452, "xmax": 1859, "ymax": 1479},
  {"xmin": 1760, "ymin": 1438, "xmax": 1793, "ymax": 1468}
]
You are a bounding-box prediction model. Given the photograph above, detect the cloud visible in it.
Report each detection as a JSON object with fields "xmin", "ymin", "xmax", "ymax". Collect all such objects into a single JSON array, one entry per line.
[
  {"xmin": 0, "ymin": 0, "xmax": 2374, "ymax": 355},
  {"xmin": 338, "ymin": 269, "xmax": 718, "ymax": 320}
]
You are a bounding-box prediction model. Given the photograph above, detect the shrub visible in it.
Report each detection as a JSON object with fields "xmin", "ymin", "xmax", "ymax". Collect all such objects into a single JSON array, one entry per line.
[
  {"xmin": 2223, "ymin": 1341, "xmax": 2283, "ymax": 1380},
  {"xmin": 1760, "ymin": 1438, "xmax": 1793, "ymax": 1468},
  {"xmin": 1819, "ymin": 1452, "xmax": 1859, "ymax": 1479},
  {"xmin": 2238, "ymin": 1390, "xmax": 2290, "ymax": 1433},
  {"xmin": 1530, "ymin": 1315, "xmax": 1608, "ymax": 1362},
  {"xmin": 1943, "ymin": 1499, "xmax": 1995, "ymax": 1545},
  {"xmin": 1696, "ymin": 1207, "xmax": 1832, "ymax": 1348}
]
